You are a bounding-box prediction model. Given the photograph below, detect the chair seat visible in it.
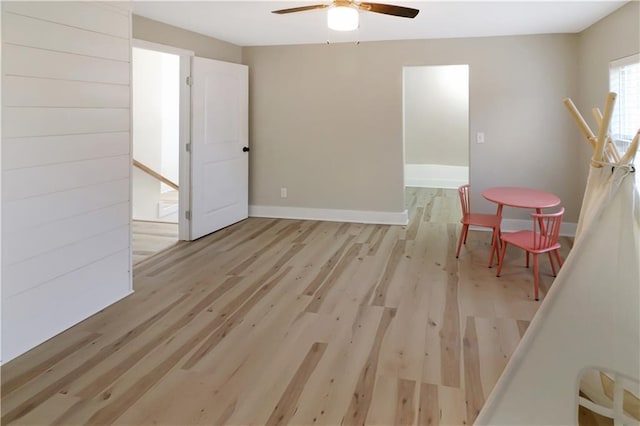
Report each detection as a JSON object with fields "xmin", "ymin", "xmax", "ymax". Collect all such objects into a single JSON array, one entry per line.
[
  {"xmin": 496, "ymin": 207, "xmax": 564, "ymax": 301},
  {"xmin": 461, "ymin": 213, "xmax": 501, "ymax": 228},
  {"xmin": 501, "ymin": 230, "xmax": 561, "ymax": 254}
]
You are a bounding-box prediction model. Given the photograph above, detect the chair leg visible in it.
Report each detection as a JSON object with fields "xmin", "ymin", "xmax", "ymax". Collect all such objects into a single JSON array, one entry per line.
[
  {"xmin": 554, "ymin": 250, "xmax": 563, "ymax": 267},
  {"xmin": 496, "ymin": 241, "xmax": 508, "ymax": 277},
  {"xmin": 526, "ymin": 251, "xmax": 529, "ymax": 268},
  {"xmin": 462, "ymin": 224, "xmax": 470, "ymax": 245},
  {"xmin": 533, "ymin": 254, "xmax": 540, "ymax": 301},
  {"xmin": 456, "ymin": 224, "xmax": 467, "ymax": 258},
  {"xmin": 548, "ymin": 252, "xmax": 557, "ymax": 276}
]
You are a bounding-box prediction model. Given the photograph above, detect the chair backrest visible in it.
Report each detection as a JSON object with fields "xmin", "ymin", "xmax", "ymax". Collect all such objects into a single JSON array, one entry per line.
[
  {"xmin": 458, "ymin": 184, "xmax": 470, "ymax": 216},
  {"xmin": 531, "ymin": 208, "xmax": 564, "ymax": 250}
]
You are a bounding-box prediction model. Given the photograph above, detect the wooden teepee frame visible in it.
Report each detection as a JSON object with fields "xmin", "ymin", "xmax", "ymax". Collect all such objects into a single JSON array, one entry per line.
[
  {"xmin": 475, "ymin": 94, "xmax": 639, "ymax": 426},
  {"xmin": 563, "ymin": 92, "xmax": 639, "ymax": 167},
  {"xmin": 563, "ymin": 92, "xmax": 640, "ymax": 424}
]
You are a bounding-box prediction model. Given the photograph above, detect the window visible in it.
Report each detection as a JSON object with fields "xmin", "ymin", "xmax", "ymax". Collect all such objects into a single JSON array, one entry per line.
[{"xmin": 609, "ymin": 54, "xmax": 640, "ymax": 156}]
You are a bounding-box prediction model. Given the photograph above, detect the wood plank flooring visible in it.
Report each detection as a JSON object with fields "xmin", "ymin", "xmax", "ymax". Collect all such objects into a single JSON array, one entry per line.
[
  {"xmin": 1, "ymin": 188, "xmax": 573, "ymax": 425},
  {"xmin": 132, "ymin": 220, "xmax": 178, "ymax": 265}
]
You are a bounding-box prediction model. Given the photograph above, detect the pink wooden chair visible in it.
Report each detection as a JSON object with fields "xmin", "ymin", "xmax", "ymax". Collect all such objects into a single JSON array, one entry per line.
[
  {"xmin": 496, "ymin": 208, "xmax": 565, "ymax": 301},
  {"xmin": 456, "ymin": 184, "xmax": 502, "ymax": 267}
]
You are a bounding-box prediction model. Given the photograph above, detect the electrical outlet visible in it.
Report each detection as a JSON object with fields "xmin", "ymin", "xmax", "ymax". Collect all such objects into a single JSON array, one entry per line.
[
  {"xmin": 280, "ymin": 187, "xmax": 287, "ymax": 198},
  {"xmin": 476, "ymin": 132, "xmax": 485, "ymax": 144}
]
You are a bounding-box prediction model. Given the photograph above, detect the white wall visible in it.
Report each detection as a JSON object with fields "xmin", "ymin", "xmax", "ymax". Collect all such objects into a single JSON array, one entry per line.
[
  {"xmin": 133, "ymin": 47, "xmax": 162, "ymax": 221},
  {"xmin": 404, "ymin": 65, "xmax": 469, "ymax": 166},
  {"xmin": 404, "ymin": 65, "xmax": 469, "ymax": 188},
  {"xmin": 1, "ymin": 1, "xmax": 133, "ymax": 363},
  {"xmin": 132, "ymin": 47, "xmax": 179, "ymax": 222},
  {"xmin": 0, "ymin": 2, "xmax": 3, "ymax": 361},
  {"xmin": 161, "ymin": 53, "xmax": 179, "ymax": 190}
]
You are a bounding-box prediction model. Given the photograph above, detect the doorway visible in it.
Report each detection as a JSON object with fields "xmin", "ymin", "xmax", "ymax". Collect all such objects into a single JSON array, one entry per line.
[
  {"xmin": 131, "ymin": 40, "xmax": 192, "ymax": 263},
  {"xmin": 130, "ymin": 41, "xmax": 249, "ymax": 263},
  {"xmin": 403, "ymin": 65, "xmax": 469, "ymax": 189}
]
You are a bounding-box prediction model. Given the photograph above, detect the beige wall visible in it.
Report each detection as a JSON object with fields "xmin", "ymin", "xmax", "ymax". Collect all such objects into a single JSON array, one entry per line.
[
  {"xmin": 132, "ymin": 15, "xmax": 242, "ymax": 63},
  {"xmin": 404, "ymin": 65, "xmax": 469, "ymax": 166},
  {"xmin": 132, "ymin": 4, "xmax": 639, "ymax": 223},
  {"xmin": 577, "ymin": 1, "xmax": 640, "ymax": 188},
  {"xmin": 244, "ymin": 34, "xmax": 581, "ymax": 220}
]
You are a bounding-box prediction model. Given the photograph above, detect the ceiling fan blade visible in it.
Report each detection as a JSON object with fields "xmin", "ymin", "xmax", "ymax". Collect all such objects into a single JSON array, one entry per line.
[
  {"xmin": 272, "ymin": 4, "xmax": 329, "ymax": 14},
  {"xmin": 358, "ymin": 2, "xmax": 419, "ymax": 18}
]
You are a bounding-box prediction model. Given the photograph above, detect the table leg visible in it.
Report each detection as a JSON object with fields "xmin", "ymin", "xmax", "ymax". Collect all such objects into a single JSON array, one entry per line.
[{"xmin": 489, "ymin": 204, "xmax": 503, "ymax": 268}]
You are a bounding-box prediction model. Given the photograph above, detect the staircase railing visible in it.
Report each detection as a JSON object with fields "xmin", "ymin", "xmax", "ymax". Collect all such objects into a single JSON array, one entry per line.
[{"xmin": 133, "ymin": 159, "xmax": 179, "ymax": 191}]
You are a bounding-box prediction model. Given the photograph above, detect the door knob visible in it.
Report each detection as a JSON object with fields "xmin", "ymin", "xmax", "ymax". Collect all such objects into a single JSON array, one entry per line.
[{"xmin": 243, "ymin": 146, "xmax": 250, "ymax": 152}]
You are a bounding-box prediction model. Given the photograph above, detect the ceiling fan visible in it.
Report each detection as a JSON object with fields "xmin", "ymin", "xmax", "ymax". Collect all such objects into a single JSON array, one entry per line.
[{"xmin": 272, "ymin": 1, "xmax": 419, "ymax": 31}]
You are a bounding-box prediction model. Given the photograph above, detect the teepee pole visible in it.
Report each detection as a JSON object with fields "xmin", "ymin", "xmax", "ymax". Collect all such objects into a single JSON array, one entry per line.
[
  {"xmin": 563, "ymin": 98, "xmax": 596, "ymax": 148},
  {"xmin": 592, "ymin": 107, "xmax": 621, "ymax": 162},
  {"xmin": 592, "ymin": 107, "xmax": 602, "ymax": 126},
  {"xmin": 606, "ymin": 139, "xmax": 621, "ymax": 163},
  {"xmin": 594, "ymin": 93, "xmax": 617, "ymax": 167},
  {"xmin": 620, "ymin": 130, "xmax": 640, "ymax": 165}
]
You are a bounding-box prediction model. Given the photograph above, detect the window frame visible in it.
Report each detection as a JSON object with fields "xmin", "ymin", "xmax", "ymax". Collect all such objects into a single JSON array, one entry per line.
[{"xmin": 609, "ymin": 53, "xmax": 640, "ymax": 155}]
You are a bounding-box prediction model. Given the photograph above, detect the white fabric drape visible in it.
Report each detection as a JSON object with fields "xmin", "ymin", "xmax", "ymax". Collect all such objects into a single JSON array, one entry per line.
[{"xmin": 476, "ymin": 163, "xmax": 639, "ymax": 425}]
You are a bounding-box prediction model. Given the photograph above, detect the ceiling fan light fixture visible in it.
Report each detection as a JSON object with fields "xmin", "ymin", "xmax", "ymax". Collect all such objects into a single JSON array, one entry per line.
[{"xmin": 327, "ymin": 6, "xmax": 359, "ymax": 31}]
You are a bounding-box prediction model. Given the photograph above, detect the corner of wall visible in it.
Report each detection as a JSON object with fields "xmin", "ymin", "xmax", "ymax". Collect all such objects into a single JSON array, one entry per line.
[
  {"xmin": 0, "ymin": 0, "xmax": 4, "ymax": 364},
  {"xmin": 132, "ymin": 14, "xmax": 243, "ymax": 64}
]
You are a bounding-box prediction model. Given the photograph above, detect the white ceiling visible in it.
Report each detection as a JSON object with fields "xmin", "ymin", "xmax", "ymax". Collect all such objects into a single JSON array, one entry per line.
[{"xmin": 132, "ymin": 1, "xmax": 629, "ymax": 47}]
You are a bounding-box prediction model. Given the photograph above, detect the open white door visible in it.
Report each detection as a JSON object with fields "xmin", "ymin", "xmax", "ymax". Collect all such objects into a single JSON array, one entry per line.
[{"xmin": 190, "ymin": 57, "xmax": 249, "ymax": 240}]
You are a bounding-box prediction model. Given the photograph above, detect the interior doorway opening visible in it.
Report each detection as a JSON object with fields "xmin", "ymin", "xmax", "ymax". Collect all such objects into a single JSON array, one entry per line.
[
  {"xmin": 402, "ymin": 65, "xmax": 470, "ymax": 190},
  {"xmin": 131, "ymin": 41, "xmax": 192, "ymax": 264}
]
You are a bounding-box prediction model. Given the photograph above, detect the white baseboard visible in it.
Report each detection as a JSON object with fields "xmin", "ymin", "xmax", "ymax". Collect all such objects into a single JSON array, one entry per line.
[
  {"xmin": 405, "ymin": 164, "xmax": 468, "ymax": 189},
  {"xmin": 249, "ymin": 205, "xmax": 409, "ymax": 226},
  {"xmin": 472, "ymin": 219, "xmax": 577, "ymax": 237},
  {"xmin": 249, "ymin": 205, "xmax": 576, "ymax": 236}
]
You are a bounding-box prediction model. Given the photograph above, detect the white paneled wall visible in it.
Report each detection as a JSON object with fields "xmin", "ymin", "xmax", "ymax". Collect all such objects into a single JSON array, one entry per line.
[{"xmin": 1, "ymin": 1, "xmax": 133, "ymax": 362}]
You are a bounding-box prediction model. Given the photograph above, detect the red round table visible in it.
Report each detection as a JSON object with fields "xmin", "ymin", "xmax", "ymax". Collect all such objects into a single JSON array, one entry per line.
[
  {"xmin": 482, "ymin": 186, "xmax": 561, "ymax": 265},
  {"xmin": 482, "ymin": 187, "xmax": 561, "ymax": 212}
]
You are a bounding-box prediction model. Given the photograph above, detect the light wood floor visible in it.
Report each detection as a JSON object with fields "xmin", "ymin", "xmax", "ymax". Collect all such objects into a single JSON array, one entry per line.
[
  {"xmin": 1, "ymin": 188, "xmax": 573, "ymax": 425},
  {"xmin": 132, "ymin": 220, "xmax": 179, "ymax": 265}
]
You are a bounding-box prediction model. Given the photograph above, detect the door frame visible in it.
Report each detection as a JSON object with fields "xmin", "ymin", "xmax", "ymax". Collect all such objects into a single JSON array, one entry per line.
[{"xmin": 131, "ymin": 39, "xmax": 194, "ymax": 241}]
